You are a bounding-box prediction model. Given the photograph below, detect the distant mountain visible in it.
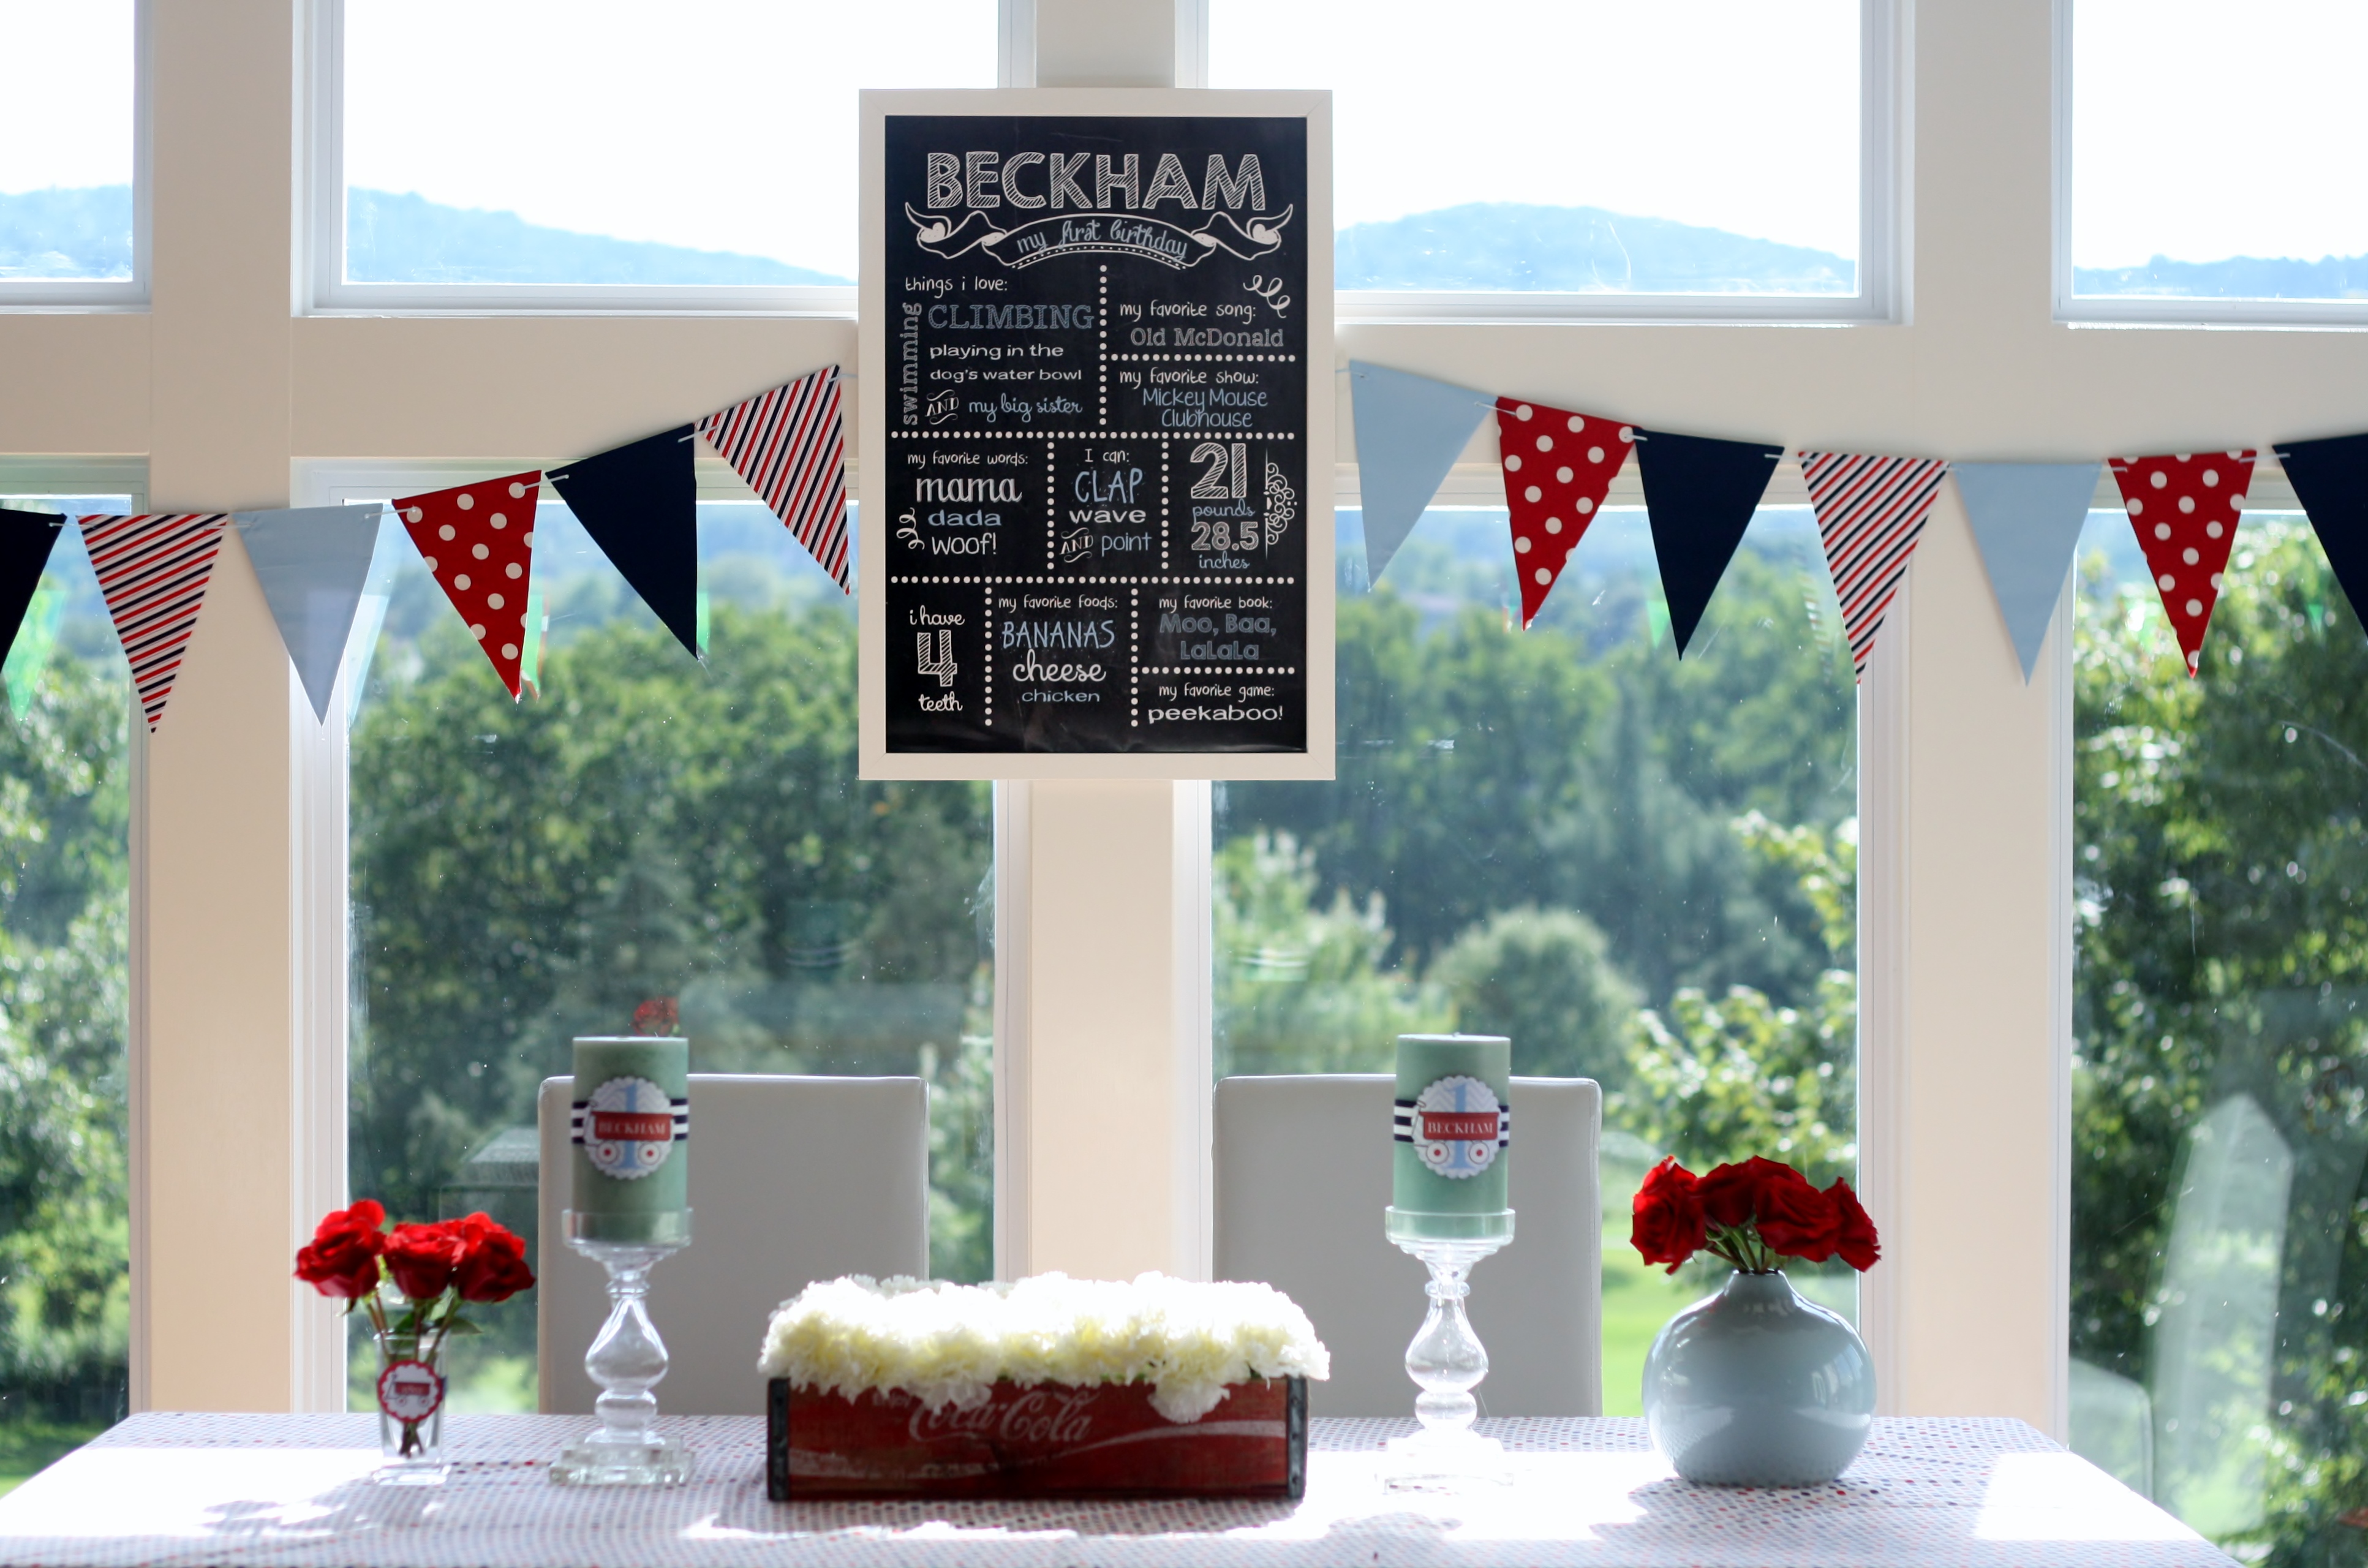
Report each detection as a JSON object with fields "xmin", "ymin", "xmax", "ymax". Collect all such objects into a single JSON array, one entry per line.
[
  {"xmin": 2072, "ymin": 253, "xmax": 2368, "ymax": 301},
  {"xmin": 345, "ymin": 189, "xmax": 848, "ymax": 286},
  {"xmin": 1334, "ymin": 202, "xmax": 1855, "ymax": 294},
  {"xmin": 10, "ymin": 182, "xmax": 2368, "ymax": 302},
  {"xmin": 0, "ymin": 184, "xmax": 848, "ymax": 286},
  {"xmin": 0, "ymin": 186, "xmax": 132, "ymax": 279}
]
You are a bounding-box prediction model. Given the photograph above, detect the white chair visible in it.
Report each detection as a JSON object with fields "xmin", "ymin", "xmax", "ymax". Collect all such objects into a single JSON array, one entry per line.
[
  {"xmin": 1213, "ymin": 1073, "xmax": 1602, "ymax": 1417},
  {"xmin": 537, "ymin": 1072, "xmax": 930, "ymax": 1416}
]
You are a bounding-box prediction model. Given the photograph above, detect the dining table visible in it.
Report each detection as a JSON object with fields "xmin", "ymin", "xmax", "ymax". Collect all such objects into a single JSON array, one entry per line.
[{"xmin": 0, "ymin": 1411, "xmax": 2233, "ymax": 1567}]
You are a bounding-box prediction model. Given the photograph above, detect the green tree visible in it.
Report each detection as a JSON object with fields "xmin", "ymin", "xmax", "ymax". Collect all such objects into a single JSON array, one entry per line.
[
  {"xmin": 2069, "ymin": 519, "xmax": 2368, "ymax": 1564},
  {"xmin": 0, "ymin": 649, "xmax": 134, "ymax": 1441},
  {"xmin": 1212, "ymin": 830, "xmax": 1449, "ymax": 1077},
  {"xmin": 1432, "ymin": 907, "xmax": 1637, "ymax": 1087}
]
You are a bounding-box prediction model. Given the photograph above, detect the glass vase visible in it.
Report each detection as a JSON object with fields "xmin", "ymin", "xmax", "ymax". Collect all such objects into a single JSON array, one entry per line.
[{"xmin": 370, "ymin": 1286, "xmax": 450, "ymax": 1484}]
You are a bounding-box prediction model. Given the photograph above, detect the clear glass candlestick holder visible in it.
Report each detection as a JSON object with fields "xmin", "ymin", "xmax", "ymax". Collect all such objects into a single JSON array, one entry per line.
[
  {"xmin": 549, "ymin": 1208, "xmax": 695, "ymax": 1487},
  {"xmin": 1382, "ymin": 1207, "xmax": 1515, "ymax": 1491}
]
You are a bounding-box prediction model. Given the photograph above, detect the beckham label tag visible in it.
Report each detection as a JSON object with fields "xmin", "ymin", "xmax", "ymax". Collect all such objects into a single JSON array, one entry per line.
[
  {"xmin": 1394, "ymin": 1076, "xmax": 1509, "ymax": 1178},
  {"xmin": 571, "ymin": 1076, "xmax": 688, "ymax": 1180}
]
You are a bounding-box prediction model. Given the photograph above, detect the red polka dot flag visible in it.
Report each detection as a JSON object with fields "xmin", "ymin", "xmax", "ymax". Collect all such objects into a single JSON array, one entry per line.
[
  {"xmin": 1494, "ymin": 398, "xmax": 1634, "ymax": 628},
  {"xmin": 1800, "ymin": 452, "xmax": 1950, "ymax": 680},
  {"xmin": 79, "ymin": 512, "xmax": 227, "ymax": 732},
  {"xmin": 393, "ymin": 472, "xmax": 541, "ymax": 699},
  {"xmin": 2109, "ymin": 451, "xmax": 2254, "ymax": 677}
]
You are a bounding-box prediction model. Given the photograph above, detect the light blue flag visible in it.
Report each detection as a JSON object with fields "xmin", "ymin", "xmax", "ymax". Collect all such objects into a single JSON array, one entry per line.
[
  {"xmin": 1350, "ymin": 361, "xmax": 1493, "ymax": 583},
  {"xmin": 1951, "ymin": 462, "xmax": 2102, "ymax": 681},
  {"xmin": 234, "ymin": 503, "xmax": 385, "ymax": 721}
]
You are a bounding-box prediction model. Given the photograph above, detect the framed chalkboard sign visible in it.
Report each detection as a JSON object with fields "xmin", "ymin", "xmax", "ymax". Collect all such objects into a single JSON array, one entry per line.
[{"xmin": 859, "ymin": 89, "xmax": 1333, "ymax": 780}]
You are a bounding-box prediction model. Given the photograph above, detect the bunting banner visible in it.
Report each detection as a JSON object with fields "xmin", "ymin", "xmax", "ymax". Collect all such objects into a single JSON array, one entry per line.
[
  {"xmin": 1495, "ymin": 398, "xmax": 1634, "ymax": 628},
  {"xmin": 393, "ymin": 473, "xmax": 540, "ymax": 699},
  {"xmin": 1800, "ymin": 453, "xmax": 1951, "ymax": 679},
  {"xmin": 2272, "ymin": 432, "xmax": 2368, "ymax": 630},
  {"xmin": 80, "ymin": 512, "xmax": 228, "ymax": 731},
  {"xmin": 548, "ymin": 427, "xmax": 702, "ymax": 661},
  {"xmin": 1635, "ymin": 429, "xmax": 1785, "ymax": 656},
  {"xmin": 2109, "ymin": 451, "xmax": 2255, "ymax": 676},
  {"xmin": 698, "ymin": 369, "xmax": 851, "ymax": 592},
  {"xmin": 1952, "ymin": 462, "xmax": 2102, "ymax": 682},
  {"xmin": 0, "ymin": 509, "xmax": 67, "ymax": 715},
  {"xmin": 233, "ymin": 504, "xmax": 385, "ymax": 722},
  {"xmin": 1349, "ymin": 361, "xmax": 1491, "ymax": 584}
]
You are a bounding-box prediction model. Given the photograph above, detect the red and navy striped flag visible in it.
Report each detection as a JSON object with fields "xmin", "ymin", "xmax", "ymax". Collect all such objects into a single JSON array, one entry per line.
[
  {"xmin": 1800, "ymin": 452, "xmax": 1949, "ymax": 680},
  {"xmin": 80, "ymin": 512, "xmax": 228, "ymax": 731},
  {"xmin": 698, "ymin": 368, "xmax": 850, "ymax": 592}
]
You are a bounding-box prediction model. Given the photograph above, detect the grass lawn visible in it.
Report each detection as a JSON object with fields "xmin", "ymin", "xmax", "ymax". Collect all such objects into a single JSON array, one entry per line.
[{"xmin": 0, "ymin": 1419, "xmax": 110, "ymax": 1499}]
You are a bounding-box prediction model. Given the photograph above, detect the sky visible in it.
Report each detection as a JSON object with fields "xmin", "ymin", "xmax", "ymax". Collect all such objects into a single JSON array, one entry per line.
[
  {"xmin": 5, "ymin": 0, "xmax": 2366, "ymax": 277},
  {"xmin": 0, "ymin": 1, "xmax": 133, "ymax": 191}
]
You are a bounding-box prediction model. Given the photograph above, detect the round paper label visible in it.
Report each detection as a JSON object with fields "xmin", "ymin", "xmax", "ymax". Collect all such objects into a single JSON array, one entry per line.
[
  {"xmin": 584, "ymin": 1075, "xmax": 679, "ymax": 1181},
  {"xmin": 1412, "ymin": 1075, "xmax": 1506, "ymax": 1178},
  {"xmin": 376, "ymin": 1358, "xmax": 445, "ymax": 1422}
]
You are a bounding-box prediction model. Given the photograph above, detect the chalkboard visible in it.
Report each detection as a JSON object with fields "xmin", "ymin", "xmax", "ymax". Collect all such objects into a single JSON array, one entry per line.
[{"xmin": 860, "ymin": 92, "xmax": 1332, "ymax": 780}]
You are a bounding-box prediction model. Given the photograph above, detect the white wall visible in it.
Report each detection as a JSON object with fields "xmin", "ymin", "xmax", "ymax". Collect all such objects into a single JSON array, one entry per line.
[{"xmin": 1, "ymin": 0, "xmax": 2362, "ymax": 1428}]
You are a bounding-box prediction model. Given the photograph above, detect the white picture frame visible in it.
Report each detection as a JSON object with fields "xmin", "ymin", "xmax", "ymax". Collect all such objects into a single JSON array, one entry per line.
[{"xmin": 859, "ymin": 87, "xmax": 1333, "ymax": 781}]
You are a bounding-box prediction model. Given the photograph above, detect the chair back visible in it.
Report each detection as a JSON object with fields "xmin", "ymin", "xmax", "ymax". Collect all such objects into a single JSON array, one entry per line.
[
  {"xmin": 1213, "ymin": 1072, "xmax": 1601, "ymax": 1417},
  {"xmin": 537, "ymin": 1072, "xmax": 929, "ymax": 1415}
]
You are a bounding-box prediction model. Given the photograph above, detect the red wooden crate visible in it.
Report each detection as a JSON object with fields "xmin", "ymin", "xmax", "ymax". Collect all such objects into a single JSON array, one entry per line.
[{"xmin": 766, "ymin": 1376, "xmax": 1307, "ymax": 1500}]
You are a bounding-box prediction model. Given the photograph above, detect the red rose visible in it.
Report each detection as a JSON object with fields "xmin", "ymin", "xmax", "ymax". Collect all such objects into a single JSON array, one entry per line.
[
  {"xmin": 1630, "ymin": 1157, "xmax": 1706, "ymax": 1273},
  {"xmin": 1694, "ymin": 1160, "xmax": 1761, "ymax": 1229},
  {"xmin": 294, "ymin": 1199, "xmax": 386, "ymax": 1300},
  {"xmin": 1827, "ymin": 1178, "xmax": 1882, "ymax": 1272},
  {"xmin": 382, "ymin": 1220, "xmax": 467, "ymax": 1303},
  {"xmin": 449, "ymin": 1213, "xmax": 537, "ymax": 1304},
  {"xmin": 1752, "ymin": 1161, "xmax": 1841, "ymax": 1262}
]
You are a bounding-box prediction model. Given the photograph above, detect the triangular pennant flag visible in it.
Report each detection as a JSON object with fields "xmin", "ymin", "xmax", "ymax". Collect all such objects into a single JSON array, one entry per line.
[
  {"xmin": 233, "ymin": 504, "xmax": 385, "ymax": 722},
  {"xmin": 698, "ymin": 369, "xmax": 850, "ymax": 592},
  {"xmin": 548, "ymin": 428, "xmax": 701, "ymax": 661},
  {"xmin": 393, "ymin": 473, "xmax": 540, "ymax": 699},
  {"xmin": 2272, "ymin": 433, "xmax": 2368, "ymax": 631},
  {"xmin": 1952, "ymin": 462, "xmax": 2102, "ymax": 682},
  {"xmin": 2108, "ymin": 451, "xmax": 2255, "ymax": 677},
  {"xmin": 1350, "ymin": 361, "xmax": 1491, "ymax": 583},
  {"xmin": 0, "ymin": 509, "xmax": 67, "ymax": 709},
  {"xmin": 80, "ymin": 512, "xmax": 228, "ymax": 731},
  {"xmin": 1800, "ymin": 452, "xmax": 1950, "ymax": 680},
  {"xmin": 1493, "ymin": 398, "xmax": 1634, "ymax": 627},
  {"xmin": 1634, "ymin": 429, "xmax": 1784, "ymax": 655}
]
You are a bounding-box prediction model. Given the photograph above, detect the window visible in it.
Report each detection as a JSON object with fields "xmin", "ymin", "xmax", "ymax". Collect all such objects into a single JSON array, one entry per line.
[
  {"xmin": 339, "ymin": 481, "xmax": 992, "ymax": 1409},
  {"xmin": 0, "ymin": 2, "xmax": 141, "ymax": 305},
  {"xmin": 1208, "ymin": 0, "xmax": 1888, "ymax": 319},
  {"xmin": 1215, "ymin": 499, "xmax": 1860, "ymax": 1408},
  {"xmin": 2063, "ymin": 0, "xmax": 2368, "ymax": 320},
  {"xmin": 315, "ymin": 0, "xmax": 995, "ymax": 310},
  {"xmin": 2066, "ymin": 507, "xmax": 2368, "ymax": 1553},
  {"xmin": 0, "ymin": 495, "xmax": 133, "ymax": 1490}
]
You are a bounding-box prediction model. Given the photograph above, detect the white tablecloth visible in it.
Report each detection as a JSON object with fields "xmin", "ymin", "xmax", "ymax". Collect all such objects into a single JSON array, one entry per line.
[{"xmin": 0, "ymin": 1411, "xmax": 2232, "ymax": 1567}]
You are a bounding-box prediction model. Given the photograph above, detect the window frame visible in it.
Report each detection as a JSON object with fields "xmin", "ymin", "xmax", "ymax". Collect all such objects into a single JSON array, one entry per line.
[
  {"xmin": 2051, "ymin": 0, "xmax": 2368, "ymax": 326},
  {"xmin": 1318, "ymin": 0, "xmax": 1902, "ymax": 326},
  {"xmin": 0, "ymin": 0, "xmax": 151, "ymax": 311}
]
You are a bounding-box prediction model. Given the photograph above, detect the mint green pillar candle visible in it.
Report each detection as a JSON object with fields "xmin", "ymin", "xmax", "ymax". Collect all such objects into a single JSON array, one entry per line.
[
  {"xmin": 570, "ymin": 1036, "xmax": 689, "ymax": 1243},
  {"xmin": 1387, "ymin": 1034, "xmax": 1514, "ymax": 1244}
]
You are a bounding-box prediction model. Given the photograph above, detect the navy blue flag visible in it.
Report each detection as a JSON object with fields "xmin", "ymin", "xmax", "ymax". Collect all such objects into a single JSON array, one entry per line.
[
  {"xmin": 1634, "ymin": 429, "xmax": 1784, "ymax": 655},
  {"xmin": 549, "ymin": 426, "xmax": 701, "ymax": 660},
  {"xmin": 0, "ymin": 508, "xmax": 66, "ymax": 671},
  {"xmin": 2274, "ymin": 432, "xmax": 2368, "ymax": 633}
]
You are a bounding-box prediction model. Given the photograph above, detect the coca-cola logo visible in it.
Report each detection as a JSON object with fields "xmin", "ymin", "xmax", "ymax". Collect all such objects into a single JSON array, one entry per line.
[{"xmin": 907, "ymin": 1387, "xmax": 1101, "ymax": 1447}]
